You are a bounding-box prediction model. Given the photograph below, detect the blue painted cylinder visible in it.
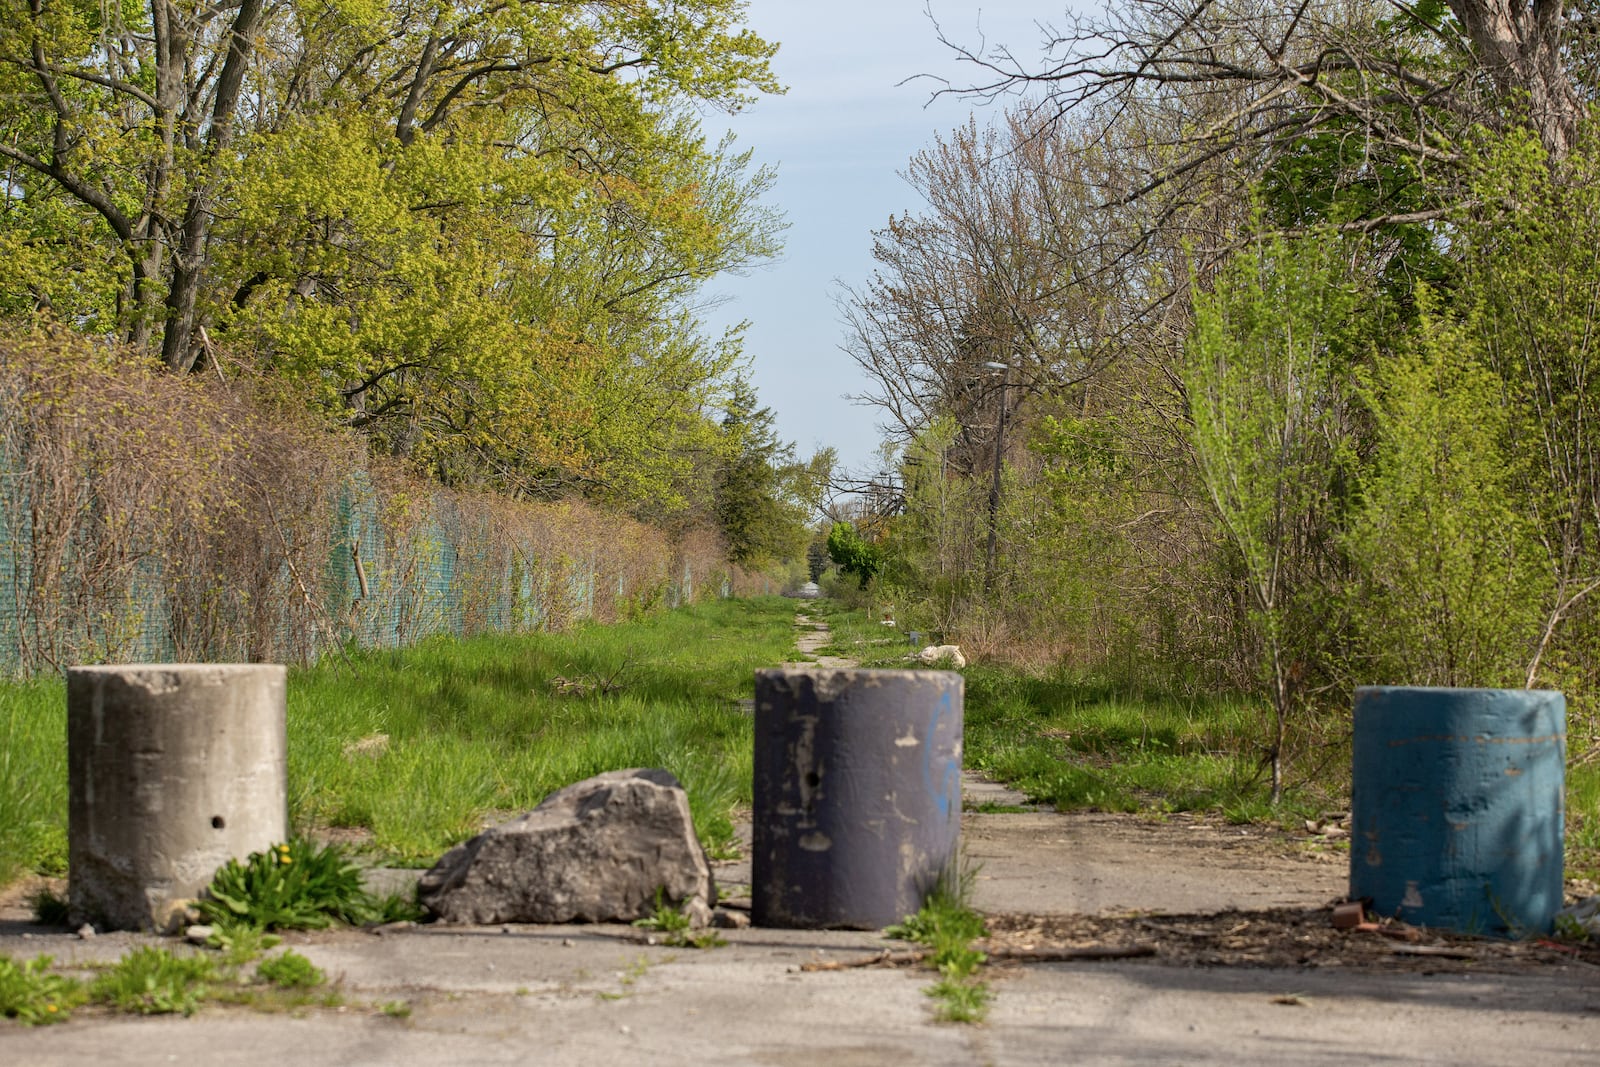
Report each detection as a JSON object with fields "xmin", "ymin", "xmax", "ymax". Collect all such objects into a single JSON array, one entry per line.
[
  {"xmin": 1350, "ymin": 686, "xmax": 1566, "ymax": 936},
  {"xmin": 752, "ymin": 668, "xmax": 963, "ymax": 929}
]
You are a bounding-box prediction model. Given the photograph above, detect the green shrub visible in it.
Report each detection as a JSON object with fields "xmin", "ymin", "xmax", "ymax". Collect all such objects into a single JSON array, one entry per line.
[
  {"xmin": 197, "ymin": 838, "xmax": 391, "ymax": 931},
  {"xmin": 0, "ymin": 954, "xmax": 85, "ymax": 1025}
]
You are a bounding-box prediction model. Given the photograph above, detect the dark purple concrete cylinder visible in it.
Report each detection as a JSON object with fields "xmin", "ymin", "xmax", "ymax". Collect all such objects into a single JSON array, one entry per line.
[{"xmin": 752, "ymin": 668, "xmax": 963, "ymax": 929}]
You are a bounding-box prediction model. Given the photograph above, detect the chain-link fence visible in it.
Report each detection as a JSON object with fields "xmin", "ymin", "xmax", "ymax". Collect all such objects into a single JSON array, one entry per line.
[{"xmin": 0, "ymin": 334, "xmax": 756, "ymax": 677}]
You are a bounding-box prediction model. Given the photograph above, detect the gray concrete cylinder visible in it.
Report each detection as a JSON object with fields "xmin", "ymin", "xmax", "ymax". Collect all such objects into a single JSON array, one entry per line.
[
  {"xmin": 67, "ymin": 664, "xmax": 288, "ymax": 931},
  {"xmin": 752, "ymin": 668, "xmax": 963, "ymax": 929}
]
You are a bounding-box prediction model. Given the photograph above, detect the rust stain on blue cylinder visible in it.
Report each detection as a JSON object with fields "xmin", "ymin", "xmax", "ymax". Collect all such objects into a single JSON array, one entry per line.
[
  {"xmin": 752, "ymin": 668, "xmax": 963, "ymax": 929},
  {"xmin": 1350, "ymin": 686, "xmax": 1565, "ymax": 936}
]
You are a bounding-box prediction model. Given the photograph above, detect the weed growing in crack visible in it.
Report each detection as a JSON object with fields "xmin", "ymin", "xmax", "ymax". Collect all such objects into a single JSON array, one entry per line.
[
  {"xmin": 0, "ymin": 954, "xmax": 86, "ymax": 1025},
  {"xmin": 255, "ymin": 950, "xmax": 325, "ymax": 990},
  {"xmin": 197, "ymin": 838, "xmax": 420, "ymax": 935},
  {"xmin": 208, "ymin": 924, "xmax": 284, "ymax": 968},
  {"xmin": 632, "ymin": 888, "xmax": 725, "ymax": 949},
  {"xmin": 886, "ymin": 865, "xmax": 991, "ymax": 1024},
  {"xmin": 925, "ymin": 976, "xmax": 992, "ymax": 1023},
  {"xmin": 90, "ymin": 947, "xmax": 214, "ymax": 1016}
]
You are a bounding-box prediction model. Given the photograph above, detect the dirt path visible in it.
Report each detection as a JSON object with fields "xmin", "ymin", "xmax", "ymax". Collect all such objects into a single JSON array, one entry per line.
[{"xmin": 785, "ymin": 609, "xmax": 858, "ymax": 669}]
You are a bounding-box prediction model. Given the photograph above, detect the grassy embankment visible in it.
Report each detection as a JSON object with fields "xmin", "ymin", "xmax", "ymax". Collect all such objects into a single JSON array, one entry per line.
[
  {"xmin": 7, "ymin": 592, "xmax": 1596, "ymax": 885},
  {"xmin": 808, "ymin": 599, "xmax": 1600, "ymax": 880},
  {"xmin": 0, "ymin": 595, "xmax": 798, "ymax": 884}
]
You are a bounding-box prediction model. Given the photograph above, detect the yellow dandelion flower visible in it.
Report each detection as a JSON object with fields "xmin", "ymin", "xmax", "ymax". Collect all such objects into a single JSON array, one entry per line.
[
  {"xmin": 280, "ymin": 856, "xmax": 292, "ymax": 864},
  {"xmin": 46, "ymin": 1004, "xmax": 57, "ymax": 1013}
]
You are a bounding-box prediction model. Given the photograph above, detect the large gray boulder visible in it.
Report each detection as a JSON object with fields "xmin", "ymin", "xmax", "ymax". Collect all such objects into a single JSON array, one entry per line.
[{"xmin": 418, "ymin": 768, "xmax": 715, "ymax": 927}]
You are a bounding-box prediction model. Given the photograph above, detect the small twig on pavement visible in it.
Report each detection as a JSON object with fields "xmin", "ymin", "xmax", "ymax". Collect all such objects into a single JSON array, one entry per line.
[{"xmin": 798, "ymin": 943, "xmax": 1157, "ymax": 972}]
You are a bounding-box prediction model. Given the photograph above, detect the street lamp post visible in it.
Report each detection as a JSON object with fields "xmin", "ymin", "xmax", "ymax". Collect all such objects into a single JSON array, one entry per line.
[{"xmin": 982, "ymin": 361, "xmax": 1010, "ymax": 594}]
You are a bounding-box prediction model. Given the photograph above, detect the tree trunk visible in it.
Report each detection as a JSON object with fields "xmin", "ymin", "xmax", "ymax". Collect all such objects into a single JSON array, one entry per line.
[
  {"xmin": 1448, "ymin": 0, "xmax": 1580, "ymax": 158},
  {"xmin": 159, "ymin": 0, "xmax": 265, "ymax": 372}
]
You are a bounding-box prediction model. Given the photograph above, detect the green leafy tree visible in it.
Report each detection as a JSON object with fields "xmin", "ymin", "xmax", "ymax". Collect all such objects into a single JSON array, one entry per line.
[
  {"xmin": 827, "ymin": 521, "xmax": 884, "ymax": 591},
  {"xmin": 0, "ymin": 0, "xmax": 783, "ymax": 509},
  {"xmin": 1463, "ymin": 129, "xmax": 1600, "ymax": 687},
  {"xmin": 713, "ymin": 378, "xmax": 833, "ymax": 567},
  {"xmin": 1344, "ymin": 289, "xmax": 1546, "ymax": 687},
  {"xmin": 1186, "ymin": 231, "xmax": 1360, "ymax": 804},
  {"xmin": 878, "ymin": 419, "xmax": 986, "ymax": 632}
]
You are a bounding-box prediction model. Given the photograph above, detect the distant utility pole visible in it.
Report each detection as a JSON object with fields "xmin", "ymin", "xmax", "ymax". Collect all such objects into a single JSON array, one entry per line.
[{"xmin": 983, "ymin": 361, "xmax": 1010, "ymax": 594}]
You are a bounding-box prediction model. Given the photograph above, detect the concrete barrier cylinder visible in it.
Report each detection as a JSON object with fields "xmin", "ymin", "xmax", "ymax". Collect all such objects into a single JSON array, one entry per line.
[
  {"xmin": 68, "ymin": 664, "xmax": 288, "ymax": 931},
  {"xmin": 752, "ymin": 668, "xmax": 962, "ymax": 929},
  {"xmin": 1350, "ymin": 685, "xmax": 1565, "ymax": 936}
]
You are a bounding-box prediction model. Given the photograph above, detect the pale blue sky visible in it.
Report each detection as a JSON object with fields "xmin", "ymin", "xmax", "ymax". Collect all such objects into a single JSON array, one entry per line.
[{"xmin": 699, "ymin": 1, "xmax": 1065, "ymax": 479}]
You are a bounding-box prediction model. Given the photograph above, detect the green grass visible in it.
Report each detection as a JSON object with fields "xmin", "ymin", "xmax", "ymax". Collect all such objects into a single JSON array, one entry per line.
[
  {"xmin": 1, "ymin": 939, "xmax": 339, "ymax": 1024},
  {"xmin": 962, "ymin": 665, "xmax": 1334, "ymax": 823},
  {"xmin": 90, "ymin": 947, "xmax": 215, "ymax": 1017},
  {"xmin": 0, "ymin": 679, "xmax": 68, "ymax": 883},
  {"xmin": 0, "ymin": 596, "xmax": 795, "ymax": 884},
  {"xmin": 287, "ymin": 595, "xmax": 795, "ymax": 864},
  {"xmin": 802, "ymin": 600, "xmax": 916, "ymax": 664},
  {"xmin": 254, "ymin": 950, "xmax": 324, "ymax": 989}
]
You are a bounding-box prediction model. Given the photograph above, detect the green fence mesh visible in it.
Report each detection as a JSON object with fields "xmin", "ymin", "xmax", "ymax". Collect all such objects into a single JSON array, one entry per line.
[{"xmin": 0, "ymin": 456, "xmax": 728, "ymax": 677}]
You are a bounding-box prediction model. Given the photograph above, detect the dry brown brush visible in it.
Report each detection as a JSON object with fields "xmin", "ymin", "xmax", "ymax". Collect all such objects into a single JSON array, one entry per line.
[{"xmin": 0, "ymin": 332, "xmax": 746, "ymax": 676}]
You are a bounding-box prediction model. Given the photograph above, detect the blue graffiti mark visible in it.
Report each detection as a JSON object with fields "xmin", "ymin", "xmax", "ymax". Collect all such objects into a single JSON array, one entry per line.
[{"xmin": 921, "ymin": 689, "xmax": 961, "ymax": 819}]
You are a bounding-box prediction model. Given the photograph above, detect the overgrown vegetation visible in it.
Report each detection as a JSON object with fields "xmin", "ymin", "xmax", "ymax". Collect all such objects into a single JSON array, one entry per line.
[
  {"xmin": 828, "ymin": 1, "xmax": 1600, "ymax": 819},
  {"xmin": 89, "ymin": 947, "xmax": 215, "ymax": 1017},
  {"xmin": 0, "ymin": 954, "xmax": 85, "ymax": 1025},
  {"xmin": 962, "ymin": 667, "xmax": 1338, "ymax": 826},
  {"xmin": 0, "ymin": 333, "xmax": 787, "ymax": 679},
  {"xmin": 887, "ymin": 869, "xmax": 991, "ymax": 1024},
  {"xmin": 1, "ymin": 936, "xmax": 341, "ymax": 1026},
  {"xmin": 632, "ymin": 888, "xmax": 725, "ymax": 949},
  {"xmin": 0, "ymin": 596, "xmax": 795, "ymax": 881},
  {"xmin": 287, "ymin": 596, "xmax": 793, "ymax": 863},
  {"xmin": 0, "ymin": 0, "xmax": 796, "ymax": 507},
  {"xmin": 812, "ymin": 596, "xmax": 1597, "ymax": 874},
  {"xmin": 0, "ymin": 679, "xmax": 67, "ymax": 883}
]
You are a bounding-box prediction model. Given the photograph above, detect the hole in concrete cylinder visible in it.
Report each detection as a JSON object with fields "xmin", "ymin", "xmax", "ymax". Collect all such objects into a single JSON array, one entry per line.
[
  {"xmin": 211, "ymin": 815, "xmax": 226, "ymax": 830},
  {"xmin": 804, "ymin": 771, "xmax": 821, "ymax": 789}
]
